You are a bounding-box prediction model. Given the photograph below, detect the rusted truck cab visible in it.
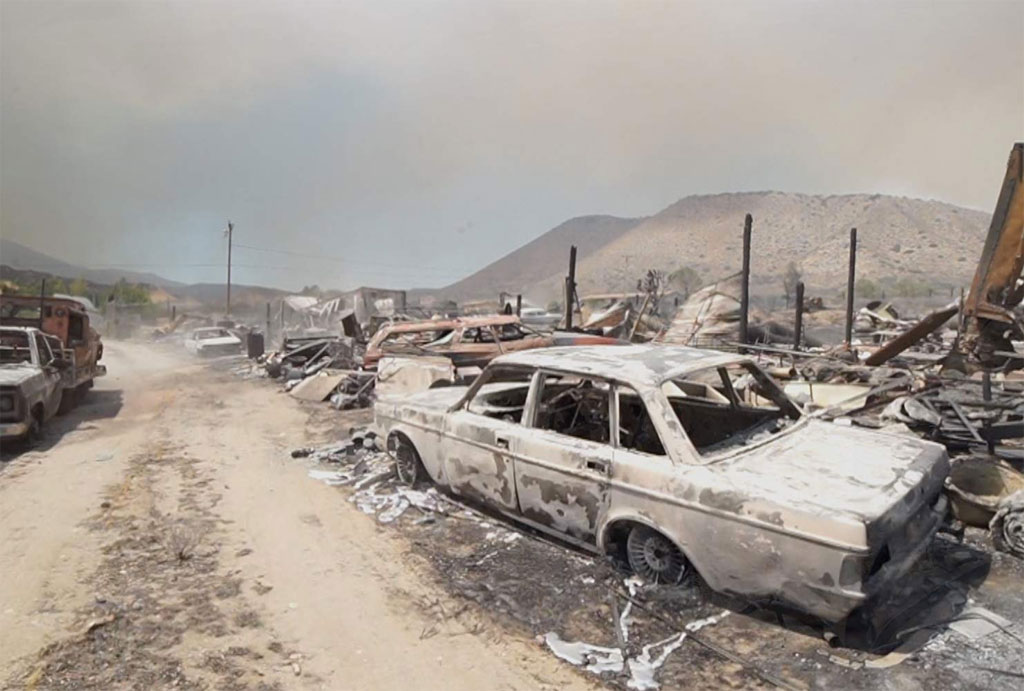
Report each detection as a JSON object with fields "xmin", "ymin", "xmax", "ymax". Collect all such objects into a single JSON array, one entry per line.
[{"xmin": 0, "ymin": 295, "xmax": 106, "ymax": 403}]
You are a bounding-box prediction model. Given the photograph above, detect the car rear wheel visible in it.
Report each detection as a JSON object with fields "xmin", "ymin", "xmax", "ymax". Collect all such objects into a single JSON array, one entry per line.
[
  {"xmin": 388, "ymin": 434, "xmax": 426, "ymax": 487},
  {"xmin": 626, "ymin": 525, "xmax": 690, "ymax": 585}
]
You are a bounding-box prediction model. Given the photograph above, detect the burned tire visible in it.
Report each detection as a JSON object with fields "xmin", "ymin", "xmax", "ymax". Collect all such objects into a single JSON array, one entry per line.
[
  {"xmin": 388, "ymin": 433, "xmax": 426, "ymax": 487},
  {"xmin": 26, "ymin": 408, "xmax": 43, "ymax": 445},
  {"xmin": 626, "ymin": 525, "xmax": 690, "ymax": 585}
]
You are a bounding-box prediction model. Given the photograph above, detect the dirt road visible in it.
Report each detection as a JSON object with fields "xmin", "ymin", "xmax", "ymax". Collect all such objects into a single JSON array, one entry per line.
[{"xmin": 0, "ymin": 341, "xmax": 593, "ymax": 690}]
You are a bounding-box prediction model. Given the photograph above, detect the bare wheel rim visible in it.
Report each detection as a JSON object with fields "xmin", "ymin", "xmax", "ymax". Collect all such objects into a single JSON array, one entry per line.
[
  {"xmin": 627, "ymin": 527, "xmax": 688, "ymax": 585},
  {"xmin": 393, "ymin": 442, "xmax": 418, "ymax": 485}
]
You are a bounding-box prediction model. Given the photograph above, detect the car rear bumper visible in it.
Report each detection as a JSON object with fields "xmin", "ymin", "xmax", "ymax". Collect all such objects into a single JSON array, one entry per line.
[{"xmin": 806, "ymin": 493, "xmax": 949, "ymax": 621}]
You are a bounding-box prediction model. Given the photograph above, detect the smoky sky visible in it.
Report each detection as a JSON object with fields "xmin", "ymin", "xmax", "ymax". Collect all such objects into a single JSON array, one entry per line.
[{"xmin": 2, "ymin": 0, "xmax": 1022, "ymax": 291}]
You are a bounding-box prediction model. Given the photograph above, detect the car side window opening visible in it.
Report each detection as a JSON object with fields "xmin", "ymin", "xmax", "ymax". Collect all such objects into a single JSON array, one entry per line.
[
  {"xmin": 662, "ymin": 362, "xmax": 800, "ymax": 456},
  {"xmin": 617, "ymin": 387, "xmax": 666, "ymax": 456},
  {"xmin": 464, "ymin": 367, "xmax": 533, "ymax": 423},
  {"xmin": 67, "ymin": 313, "xmax": 85, "ymax": 342},
  {"xmin": 494, "ymin": 324, "xmax": 528, "ymax": 342},
  {"xmin": 461, "ymin": 327, "xmax": 497, "ymax": 344},
  {"xmin": 35, "ymin": 334, "xmax": 53, "ymax": 366},
  {"xmin": 534, "ymin": 373, "xmax": 611, "ymax": 444}
]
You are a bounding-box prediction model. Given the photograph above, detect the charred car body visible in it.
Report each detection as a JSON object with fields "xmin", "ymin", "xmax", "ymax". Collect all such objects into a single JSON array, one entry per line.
[
  {"xmin": 375, "ymin": 344, "xmax": 950, "ymax": 622},
  {"xmin": 364, "ymin": 314, "xmax": 621, "ymax": 370},
  {"xmin": 0, "ymin": 327, "xmax": 67, "ymax": 441},
  {"xmin": 185, "ymin": 327, "xmax": 243, "ymax": 357},
  {"xmin": 0, "ymin": 296, "xmax": 106, "ymax": 416}
]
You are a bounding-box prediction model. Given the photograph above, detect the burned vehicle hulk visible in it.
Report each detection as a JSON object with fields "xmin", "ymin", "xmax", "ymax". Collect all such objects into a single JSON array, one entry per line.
[
  {"xmin": 363, "ymin": 314, "xmax": 621, "ymax": 370},
  {"xmin": 375, "ymin": 344, "xmax": 950, "ymax": 622},
  {"xmin": 0, "ymin": 327, "xmax": 66, "ymax": 441}
]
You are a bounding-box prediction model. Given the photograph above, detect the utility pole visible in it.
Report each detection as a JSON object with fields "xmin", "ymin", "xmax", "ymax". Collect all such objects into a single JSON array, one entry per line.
[
  {"xmin": 844, "ymin": 227, "xmax": 857, "ymax": 345},
  {"xmin": 739, "ymin": 214, "xmax": 752, "ymax": 348},
  {"xmin": 226, "ymin": 221, "xmax": 234, "ymax": 317},
  {"xmin": 564, "ymin": 245, "xmax": 578, "ymax": 329}
]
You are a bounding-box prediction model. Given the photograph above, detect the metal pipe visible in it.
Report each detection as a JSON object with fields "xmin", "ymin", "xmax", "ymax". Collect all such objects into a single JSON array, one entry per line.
[
  {"xmin": 739, "ymin": 214, "xmax": 752, "ymax": 347},
  {"xmin": 844, "ymin": 227, "xmax": 857, "ymax": 345}
]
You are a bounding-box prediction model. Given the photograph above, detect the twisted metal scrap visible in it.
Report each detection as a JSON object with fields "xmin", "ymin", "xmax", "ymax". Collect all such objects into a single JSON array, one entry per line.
[{"xmin": 990, "ymin": 489, "xmax": 1024, "ymax": 558}]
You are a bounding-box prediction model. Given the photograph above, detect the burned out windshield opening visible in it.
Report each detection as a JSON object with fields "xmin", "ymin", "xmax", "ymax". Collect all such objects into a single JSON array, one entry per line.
[{"xmin": 662, "ymin": 362, "xmax": 799, "ymax": 457}]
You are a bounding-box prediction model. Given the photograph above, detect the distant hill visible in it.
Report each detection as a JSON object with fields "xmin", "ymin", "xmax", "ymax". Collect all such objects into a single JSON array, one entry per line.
[
  {"xmin": 430, "ymin": 192, "xmax": 991, "ymax": 303},
  {"xmin": 0, "ymin": 239, "xmax": 286, "ymax": 312},
  {"xmin": 0, "ymin": 237, "xmax": 185, "ymax": 288},
  {"xmin": 428, "ymin": 215, "xmax": 645, "ymax": 302}
]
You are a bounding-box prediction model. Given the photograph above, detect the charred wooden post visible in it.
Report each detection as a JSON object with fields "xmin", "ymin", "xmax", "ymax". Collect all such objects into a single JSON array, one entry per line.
[
  {"xmin": 564, "ymin": 245, "xmax": 578, "ymax": 329},
  {"xmin": 171, "ymin": 305, "xmax": 176, "ymax": 321},
  {"xmin": 845, "ymin": 227, "xmax": 857, "ymax": 345},
  {"xmin": 266, "ymin": 302, "xmax": 271, "ymax": 338},
  {"xmin": 38, "ymin": 279, "xmax": 46, "ymax": 329},
  {"xmin": 739, "ymin": 214, "xmax": 752, "ymax": 347},
  {"xmin": 794, "ymin": 281, "xmax": 805, "ymax": 350},
  {"xmin": 515, "ymin": 294, "xmax": 522, "ymax": 316}
]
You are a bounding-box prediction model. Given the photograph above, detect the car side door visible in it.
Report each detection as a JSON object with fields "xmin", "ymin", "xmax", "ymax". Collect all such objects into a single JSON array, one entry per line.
[
  {"xmin": 441, "ymin": 365, "xmax": 533, "ymax": 512},
  {"xmin": 34, "ymin": 334, "xmax": 62, "ymax": 418},
  {"xmin": 513, "ymin": 371, "xmax": 614, "ymax": 543}
]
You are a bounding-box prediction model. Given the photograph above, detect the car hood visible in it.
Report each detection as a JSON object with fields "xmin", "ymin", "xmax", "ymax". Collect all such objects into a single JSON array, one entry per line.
[
  {"xmin": 710, "ymin": 419, "xmax": 948, "ymax": 522},
  {"xmin": 0, "ymin": 364, "xmax": 41, "ymax": 387},
  {"xmin": 397, "ymin": 385, "xmax": 473, "ymax": 409},
  {"xmin": 196, "ymin": 336, "xmax": 240, "ymax": 346}
]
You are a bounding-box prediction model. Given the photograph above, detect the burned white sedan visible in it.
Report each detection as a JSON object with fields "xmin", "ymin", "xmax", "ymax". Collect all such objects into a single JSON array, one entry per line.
[{"xmin": 374, "ymin": 344, "xmax": 949, "ymax": 622}]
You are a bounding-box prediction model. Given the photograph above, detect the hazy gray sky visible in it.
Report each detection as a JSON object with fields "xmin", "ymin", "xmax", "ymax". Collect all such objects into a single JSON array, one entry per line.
[{"xmin": 2, "ymin": 0, "xmax": 1022, "ymax": 290}]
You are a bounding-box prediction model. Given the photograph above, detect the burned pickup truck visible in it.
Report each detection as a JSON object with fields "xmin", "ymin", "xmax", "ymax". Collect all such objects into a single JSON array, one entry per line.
[
  {"xmin": 0, "ymin": 295, "xmax": 106, "ymax": 409},
  {"xmin": 1, "ymin": 326, "xmax": 66, "ymax": 441},
  {"xmin": 375, "ymin": 344, "xmax": 950, "ymax": 622}
]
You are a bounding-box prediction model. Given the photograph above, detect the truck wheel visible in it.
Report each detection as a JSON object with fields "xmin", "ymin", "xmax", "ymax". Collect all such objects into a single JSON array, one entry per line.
[
  {"xmin": 627, "ymin": 525, "xmax": 690, "ymax": 585},
  {"xmin": 26, "ymin": 409, "xmax": 43, "ymax": 444},
  {"xmin": 388, "ymin": 434, "xmax": 426, "ymax": 487}
]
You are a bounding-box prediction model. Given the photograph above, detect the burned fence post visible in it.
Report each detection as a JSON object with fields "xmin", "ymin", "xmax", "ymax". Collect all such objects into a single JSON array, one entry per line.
[
  {"xmin": 564, "ymin": 244, "xmax": 578, "ymax": 329},
  {"xmin": 739, "ymin": 214, "xmax": 752, "ymax": 348},
  {"xmin": 38, "ymin": 279, "xmax": 46, "ymax": 329},
  {"xmin": 845, "ymin": 227, "xmax": 857, "ymax": 345},
  {"xmin": 794, "ymin": 281, "xmax": 805, "ymax": 350},
  {"xmin": 515, "ymin": 294, "xmax": 522, "ymax": 316},
  {"xmin": 171, "ymin": 304, "xmax": 176, "ymax": 322},
  {"xmin": 266, "ymin": 302, "xmax": 271, "ymax": 339}
]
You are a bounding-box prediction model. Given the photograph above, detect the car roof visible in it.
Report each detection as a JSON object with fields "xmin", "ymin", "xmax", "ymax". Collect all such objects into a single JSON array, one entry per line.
[
  {"xmin": 380, "ymin": 314, "xmax": 520, "ymax": 334},
  {"xmin": 491, "ymin": 344, "xmax": 747, "ymax": 387}
]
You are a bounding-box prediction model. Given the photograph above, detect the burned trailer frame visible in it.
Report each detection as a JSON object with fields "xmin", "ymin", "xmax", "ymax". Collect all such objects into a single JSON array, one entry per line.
[{"xmin": 375, "ymin": 344, "xmax": 950, "ymax": 623}]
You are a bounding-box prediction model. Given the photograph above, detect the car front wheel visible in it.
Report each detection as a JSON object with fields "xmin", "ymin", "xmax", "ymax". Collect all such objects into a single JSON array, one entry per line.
[
  {"xmin": 388, "ymin": 434, "xmax": 426, "ymax": 487},
  {"xmin": 626, "ymin": 525, "xmax": 690, "ymax": 585}
]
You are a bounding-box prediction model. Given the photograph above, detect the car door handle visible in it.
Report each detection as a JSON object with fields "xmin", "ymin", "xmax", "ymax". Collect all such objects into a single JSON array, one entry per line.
[
  {"xmin": 586, "ymin": 459, "xmax": 609, "ymax": 473},
  {"xmin": 495, "ymin": 437, "xmax": 509, "ymax": 449}
]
